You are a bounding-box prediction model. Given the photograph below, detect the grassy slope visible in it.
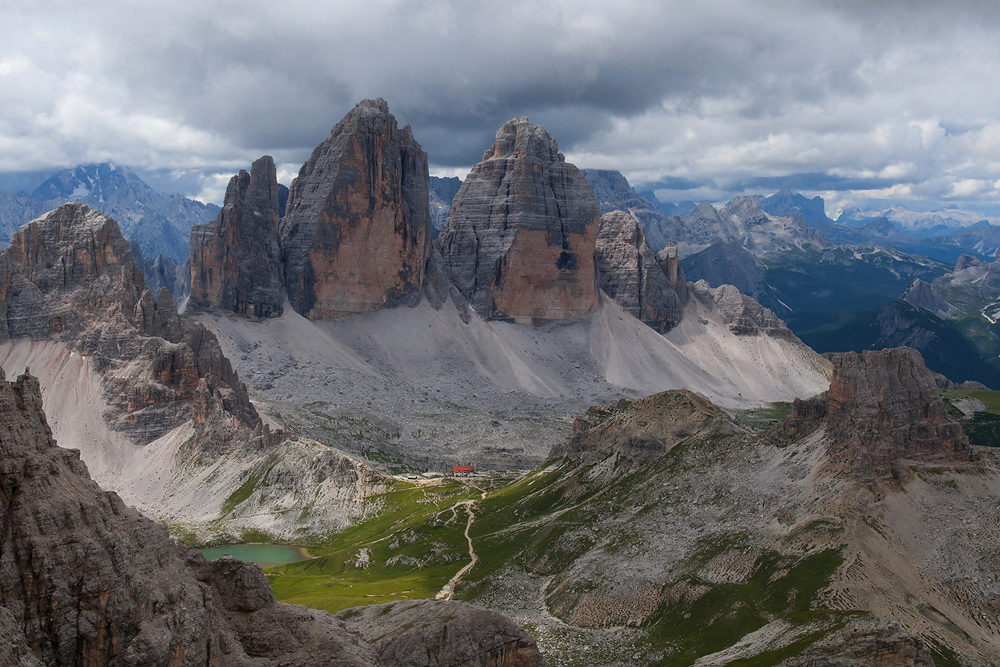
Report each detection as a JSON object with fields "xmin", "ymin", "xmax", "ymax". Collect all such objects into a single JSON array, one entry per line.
[
  {"xmin": 942, "ymin": 388, "xmax": 1000, "ymax": 447},
  {"xmin": 266, "ymin": 478, "xmax": 482, "ymax": 613}
]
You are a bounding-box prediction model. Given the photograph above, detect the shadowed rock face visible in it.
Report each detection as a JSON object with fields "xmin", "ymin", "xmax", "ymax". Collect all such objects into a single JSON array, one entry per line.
[
  {"xmin": 280, "ymin": 98, "xmax": 432, "ymax": 319},
  {"xmin": 188, "ymin": 155, "xmax": 284, "ymax": 320},
  {"xmin": 438, "ymin": 117, "xmax": 601, "ymax": 322},
  {"xmin": 789, "ymin": 346, "xmax": 970, "ymax": 481},
  {"xmin": 0, "ymin": 368, "xmax": 542, "ymax": 667},
  {"xmin": 595, "ymin": 210, "xmax": 687, "ymax": 332}
]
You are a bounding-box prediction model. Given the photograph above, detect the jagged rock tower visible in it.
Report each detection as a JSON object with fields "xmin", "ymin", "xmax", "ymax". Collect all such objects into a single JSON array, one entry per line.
[
  {"xmin": 788, "ymin": 346, "xmax": 970, "ymax": 482},
  {"xmin": 438, "ymin": 117, "xmax": 601, "ymax": 323},
  {"xmin": 188, "ymin": 155, "xmax": 284, "ymax": 319},
  {"xmin": 595, "ymin": 210, "xmax": 688, "ymax": 332},
  {"xmin": 280, "ymin": 98, "xmax": 433, "ymax": 319}
]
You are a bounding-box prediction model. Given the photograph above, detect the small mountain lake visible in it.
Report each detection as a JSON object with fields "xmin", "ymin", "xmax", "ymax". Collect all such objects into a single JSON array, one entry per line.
[{"xmin": 199, "ymin": 543, "xmax": 311, "ymax": 567}]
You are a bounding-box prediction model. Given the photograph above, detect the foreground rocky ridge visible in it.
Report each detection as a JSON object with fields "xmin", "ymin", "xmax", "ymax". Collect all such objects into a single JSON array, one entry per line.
[
  {"xmin": 426, "ymin": 346, "xmax": 999, "ymax": 665},
  {"xmin": 0, "ymin": 368, "xmax": 542, "ymax": 667}
]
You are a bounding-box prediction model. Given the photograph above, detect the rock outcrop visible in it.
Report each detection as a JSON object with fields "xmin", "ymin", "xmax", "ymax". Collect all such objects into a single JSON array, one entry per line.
[
  {"xmin": 280, "ymin": 99, "xmax": 432, "ymax": 319},
  {"xmin": 438, "ymin": 117, "xmax": 601, "ymax": 322},
  {"xmin": 690, "ymin": 281, "xmax": 794, "ymax": 338},
  {"xmin": 188, "ymin": 155, "xmax": 284, "ymax": 319},
  {"xmin": 338, "ymin": 600, "xmax": 543, "ymax": 667},
  {"xmin": 0, "ymin": 203, "xmax": 263, "ymax": 444},
  {"xmin": 0, "ymin": 368, "xmax": 540, "ymax": 667},
  {"xmin": 902, "ymin": 278, "xmax": 955, "ymax": 319},
  {"xmin": 550, "ymin": 389, "xmax": 739, "ymax": 464},
  {"xmin": 20, "ymin": 162, "xmax": 219, "ymax": 263},
  {"xmin": 788, "ymin": 347, "xmax": 970, "ymax": 481},
  {"xmin": 595, "ymin": 210, "xmax": 687, "ymax": 332}
]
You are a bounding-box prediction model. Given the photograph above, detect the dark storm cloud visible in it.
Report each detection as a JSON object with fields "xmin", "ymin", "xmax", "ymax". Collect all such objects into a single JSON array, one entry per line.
[{"xmin": 3, "ymin": 1, "xmax": 1000, "ymax": 210}]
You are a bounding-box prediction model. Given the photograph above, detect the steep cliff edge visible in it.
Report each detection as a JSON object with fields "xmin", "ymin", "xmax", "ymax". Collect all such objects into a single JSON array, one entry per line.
[
  {"xmin": 788, "ymin": 346, "xmax": 970, "ymax": 481},
  {"xmin": 438, "ymin": 116, "xmax": 600, "ymax": 322},
  {"xmin": 595, "ymin": 210, "xmax": 687, "ymax": 333},
  {"xmin": 0, "ymin": 203, "xmax": 262, "ymax": 445},
  {"xmin": 188, "ymin": 155, "xmax": 284, "ymax": 320},
  {"xmin": 280, "ymin": 98, "xmax": 432, "ymax": 319}
]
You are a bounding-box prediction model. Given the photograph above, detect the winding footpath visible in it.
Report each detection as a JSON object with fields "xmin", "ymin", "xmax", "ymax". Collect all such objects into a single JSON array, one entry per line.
[{"xmin": 435, "ymin": 499, "xmax": 479, "ymax": 600}]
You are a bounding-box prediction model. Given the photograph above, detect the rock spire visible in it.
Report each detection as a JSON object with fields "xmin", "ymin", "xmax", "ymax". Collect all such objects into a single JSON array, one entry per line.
[
  {"xmin": 438, "ymin": 116, "xmax": 601, "ymax": 322},
  {"xmin": 188, "ymin": 155, "xmax": 284, "ymax": 319},
  {"xmin": 280, "ymin": 98, "xmax": 433, "ymax": 319}
]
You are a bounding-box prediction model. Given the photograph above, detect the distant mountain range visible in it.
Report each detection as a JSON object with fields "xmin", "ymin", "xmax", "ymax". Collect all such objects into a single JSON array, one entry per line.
[{"xmin": 0, "ymin": 162, "xmax": 219, "ymax": 262}]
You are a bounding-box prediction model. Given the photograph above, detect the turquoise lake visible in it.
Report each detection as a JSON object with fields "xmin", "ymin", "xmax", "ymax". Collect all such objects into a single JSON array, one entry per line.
[{"xmin": 199, "ymin": 543, "xmax": 310, "ymax": 567}]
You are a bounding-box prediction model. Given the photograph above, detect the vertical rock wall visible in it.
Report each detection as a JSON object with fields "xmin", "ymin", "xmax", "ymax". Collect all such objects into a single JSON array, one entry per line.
[
  {"xmin": 280, "ymin": 99, "xmax": 432, "ymax": 319},
  {"xmin": 188, "ymin": 155, "xmax": 284, "ymax": 320},
  {"xmin": 438, "ymin": 117, "xmax": 601, "ymax": 322}
]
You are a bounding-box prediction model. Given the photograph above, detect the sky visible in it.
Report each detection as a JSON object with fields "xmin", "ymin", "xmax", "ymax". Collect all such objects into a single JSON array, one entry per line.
[{"xmin": 3, "ymin": 0, "xmax": 1000, "ymax": 217}]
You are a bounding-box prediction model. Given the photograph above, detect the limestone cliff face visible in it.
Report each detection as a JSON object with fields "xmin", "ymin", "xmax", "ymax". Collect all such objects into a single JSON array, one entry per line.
[
  {"xmin": 0, "ymin": 369, "xmax": 541, "ymax": 667},
  {"xmin": 690, "ymin": 280, "xmax": 794, "ymax": 338},
  {"xmin": 188, "ymin": 155, "xmax": 284, "ymax": 320},
  {"xmin": 438, "ymin": 117, "xmax": 601, "ymax": 322},
  {"xmin": 280, "ymin": 98, "xmax": 432, "ymax": 319},
  {"xmin": 595, "ymin": 210, "xmax": 687, "ymax": 332},
  {"xmin": 789, "ymin": 347, "xmax": 970, "ymax": 481},
  {"xmin": 0, "ymin": 203, "xmax": 262, "ymax": 445}
]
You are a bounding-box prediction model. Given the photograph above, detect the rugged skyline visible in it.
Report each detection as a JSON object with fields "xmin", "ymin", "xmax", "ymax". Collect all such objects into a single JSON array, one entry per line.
[{"xmin": 3, "ymin": 1, "xmax": 1000, "ymax": 216}]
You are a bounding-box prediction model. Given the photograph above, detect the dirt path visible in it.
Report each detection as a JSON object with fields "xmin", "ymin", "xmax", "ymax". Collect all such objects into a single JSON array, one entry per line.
[{"xmin": 435, "ymin": 499, "xmax": 478, "ymax": 600}]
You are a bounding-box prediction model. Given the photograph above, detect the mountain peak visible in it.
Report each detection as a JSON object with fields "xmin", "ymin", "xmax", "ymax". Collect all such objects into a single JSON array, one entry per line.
[{"xmin": 485, "ymin": 116, "xmax": 562, "ymax": 162}]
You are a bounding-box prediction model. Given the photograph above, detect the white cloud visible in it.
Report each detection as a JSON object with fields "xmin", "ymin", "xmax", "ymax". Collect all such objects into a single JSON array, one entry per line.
[{"xmin": 2, "ymin": 1, "xmax": 1000, "ymax": 211}]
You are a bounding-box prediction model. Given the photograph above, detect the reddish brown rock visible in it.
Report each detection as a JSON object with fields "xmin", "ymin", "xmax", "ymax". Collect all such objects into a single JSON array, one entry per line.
[
  {"xmin": 438, "ymin": 117, "xmax": 601, "ymax": 322},
  {"xmin": 280, "ymin": 99, "xmax": 432, "ymax": 319},
  {"xmin": 188, "ymin": 155, "xmax": 284, "ymax": 320},
  {"xmin": 788, "ymin": 347, "xmax": 970, "ymax": 481}
]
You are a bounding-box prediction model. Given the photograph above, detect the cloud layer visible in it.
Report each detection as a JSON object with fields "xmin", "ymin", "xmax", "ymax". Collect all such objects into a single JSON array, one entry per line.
[{"xmin": 3, "ymin": 1, "xmax": 1000, "ymax": 212}]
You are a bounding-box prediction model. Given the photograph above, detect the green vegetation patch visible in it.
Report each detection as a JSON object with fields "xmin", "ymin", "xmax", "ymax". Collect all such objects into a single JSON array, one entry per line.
[
  {"xmin": 648, "ymin": 545, "xmax": 845, "ymax": 666},
  {"xmin": 222, "ymin": 454, "xmax": 282, "ymax": 516},
  {"xmin": 267, "ymin": 479, "xmax": 479, "ymax": 613}
]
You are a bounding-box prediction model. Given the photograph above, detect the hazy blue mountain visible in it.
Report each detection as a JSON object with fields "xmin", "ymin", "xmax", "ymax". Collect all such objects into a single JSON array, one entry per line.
[
  {"xmin": 837, "ymin": 204, "xmax": 997, "ymax": 237},
  {"xmin": 428, "ymin": 175, "xmax": 462, "ymax": 233},
  {"xmin": 0, "ymin": 162, "xmax": 219, "ymax": 262}
]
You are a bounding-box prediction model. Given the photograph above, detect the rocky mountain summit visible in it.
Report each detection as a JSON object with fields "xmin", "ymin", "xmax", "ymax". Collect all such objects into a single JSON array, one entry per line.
[
  {"xmin": 188, "ymin": 155, "xmax": 284, "ymax": 320},
  {"xmin": 0, "ymin": 367, "xmax": 542, "ymax": 667},
  {"xmin": 280, "ymin": 98, "xmax": 432, "ymax": 319},
  {"xmin": 594, "ymin": 210, "xmax": 688, "ymax": 332},
  {"xmin": 438, "ymin": 116, "xmax": 601, "ymax": 322},
  {"xmin": 789, "ymin": 347, "xmax": 970, "ymax": 482},
  {"xmin": 0, "ymin": 203, "xmax": 261, "ymax": 443}
]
